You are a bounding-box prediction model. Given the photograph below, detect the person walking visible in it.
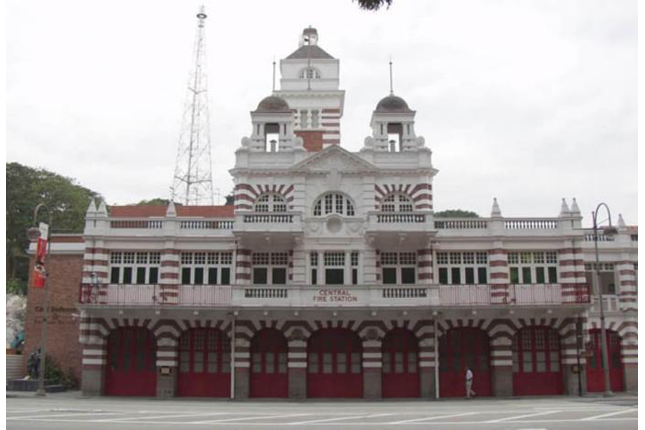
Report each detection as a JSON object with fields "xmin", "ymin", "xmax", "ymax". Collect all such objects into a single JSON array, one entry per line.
[{"xmin": 465, "ymin": 367, "xmax": 476, "ymax": 399}]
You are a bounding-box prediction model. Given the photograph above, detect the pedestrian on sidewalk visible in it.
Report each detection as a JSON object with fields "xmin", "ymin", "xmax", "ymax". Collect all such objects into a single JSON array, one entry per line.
[{"xmin": 465, "ymin": 367, "xmax": 476, "ymax": 399}]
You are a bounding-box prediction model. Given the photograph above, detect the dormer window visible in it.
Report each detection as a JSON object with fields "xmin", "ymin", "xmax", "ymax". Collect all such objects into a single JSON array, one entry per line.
[
  {"xmin": 382, "ymin": 193, "xmax": 414, "ymax": 212},
  {"xmin": 300, "ymin": 68, "xmax": 320, "ymax": 79},
  {"xmin": 313, "ymin": 193, "xmax": 355, "ymax": 217},
  {"xmin": 255, "ymin": 193, "xmax": 287, "ymax": 213}
]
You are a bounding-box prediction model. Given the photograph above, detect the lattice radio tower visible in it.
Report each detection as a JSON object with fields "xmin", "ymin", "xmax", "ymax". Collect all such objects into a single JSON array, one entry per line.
[{"xmin": 171, "ymin": 6, "xmax": 214, "ymax": 205}]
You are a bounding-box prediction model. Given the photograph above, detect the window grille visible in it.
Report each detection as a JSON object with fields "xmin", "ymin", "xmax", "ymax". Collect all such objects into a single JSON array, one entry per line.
[
  {"xmin": 310, "ymin": 252, "xmax": 318, "ymax": 266},
  {"xmin": 381, "ymin": 193, "xmax": 414, "ymax": 212},
  {"xmin": 351, "ymin": 252, "xmax": 359, "ymax": 266},
  {"xmin": 313, "ymin": 193, "xmax": 355, "ymax": 217},
  {"xmin": 123, "ymin": 252, "xmax": 135, "ymax": 264},
  {"xmin": 324, "ymin": 252, "xmax": 345, "ymax": 266},
  {"xmin": 110, "ymin": 252, "xmax": 122, "ymax": 264}
]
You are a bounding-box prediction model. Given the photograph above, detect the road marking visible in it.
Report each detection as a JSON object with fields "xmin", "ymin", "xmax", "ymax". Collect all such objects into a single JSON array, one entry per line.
[
  {"xmin": 94, "ymin": 412, "xmax": 229, "ymax": 422},
  {"xmin": 485, "ymin": 410, "xmax": 560, "ymax": 423},
  {"xmin": 580, "ymin": 408, "xmax": 637, "ymax": 421},
  {"xmin": 7, "ymin": 411, "xmax": 119, "ymax": 420},
  {"xmin": 195, "ymin": 413, "xmax": 310, "ymax": 424},
  {"xmin": 390, "ymin": 412, "xmax": 477, "ymax": 424},
  {"xmin": 288, "ymin": 413, "xmax": 393, "ymax": 425}
]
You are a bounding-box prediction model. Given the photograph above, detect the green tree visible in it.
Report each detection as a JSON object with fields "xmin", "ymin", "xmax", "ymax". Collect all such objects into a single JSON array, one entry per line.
[
  {"xmin": 135, "ymin": 198, "xmax": 179, "ymax": 206},
  {"xmin": 6, "ymin": 163, "xmax": 102, "ymax": 294},
  {"xmin": 434, "ymin": 209, "xmax": 479, "ymax": 218},
  {"xmin": 355, "ymin": 0, "xmax": 393, "ymax": 10}
]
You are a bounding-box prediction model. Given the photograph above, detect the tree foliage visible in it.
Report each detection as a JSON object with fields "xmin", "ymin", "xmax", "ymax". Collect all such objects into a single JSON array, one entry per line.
[
  {"xmin": 434, "ymin": 209, "xmax": 479, "ymax": 218},
  {"xmin": 135, "ymin": 198, "xmax": 178, "ymax": 206},
  {"xmin": 6, "ymin": 163, "xmax": 102, "ymax": 293},
  {"xmin": 355, "ymin": 0, "xmax": 393, "ymax": 10}
]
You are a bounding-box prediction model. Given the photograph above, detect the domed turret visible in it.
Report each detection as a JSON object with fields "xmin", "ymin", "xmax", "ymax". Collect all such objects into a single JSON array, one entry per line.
[
  {"xmin": 375, "ymin": 95, "xmax": 412, "ymax": 113},
  {"xmin": 255, "ymin": 95, "xmax": 291, "ymax": 113}
]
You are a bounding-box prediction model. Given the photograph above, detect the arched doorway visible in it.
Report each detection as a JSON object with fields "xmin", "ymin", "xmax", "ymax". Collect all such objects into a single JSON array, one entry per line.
[
  {"xmin": 250, "ymin": 328, "xmax": 288, "ymax": 398},
  {"xmin": 382, "ymin": 328, "xmax": 420, "ymax": 398},
  {"xmin": 512, "ymin": 327, "xmax": 563, "ymax": 395},
  {"xmin": 307, "ymin": 328, "xmax": 363, "ymax": 398},
  {"xmin": 105, "ymin": 327, "xmax": 157, "ymax": 396},
  {"xmin": 586, "ymin": 329, "xmax": 625, "ymax": 392},
  {"xmin": 439, "ymin": 327, "xmax": 491, "ymax": 397},
  {"xmin": 177, "ymin": 328, "xmax": 231, "ymax": 397}
]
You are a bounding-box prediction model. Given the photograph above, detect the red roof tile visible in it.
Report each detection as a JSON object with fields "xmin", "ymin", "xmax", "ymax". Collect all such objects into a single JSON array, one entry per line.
[{"xmin": 109, "ymin": 205, "xmax": 234, "ymax": 218}]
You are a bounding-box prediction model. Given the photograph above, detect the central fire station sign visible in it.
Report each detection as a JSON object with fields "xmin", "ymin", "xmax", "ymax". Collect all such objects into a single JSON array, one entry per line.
[{"xmin": 311, "ymin": 288, "xmax": 359, "ymax": 304}]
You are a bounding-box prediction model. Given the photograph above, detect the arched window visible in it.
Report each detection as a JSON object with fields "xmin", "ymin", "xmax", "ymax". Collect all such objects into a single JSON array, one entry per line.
[
  {"xmin": 255, "ymin": 193, "xmax": 287, "ymax": 213},
  {"xmin": 299, "ymin": 67, "xmax": 321, "ymax": 79},
  {"xmin": 381, "ymin": 193, "xmax": 414, "ymax": 212},
  {"xmin": 313, "ymin": 193, "xmax": 355, "ymax": 217}
]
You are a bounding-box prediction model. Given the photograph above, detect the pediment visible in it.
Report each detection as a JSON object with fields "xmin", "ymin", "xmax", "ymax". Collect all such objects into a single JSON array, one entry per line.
[{"xmin": 289, "ymin": 145, "xmax": 377, "ymax": 174}]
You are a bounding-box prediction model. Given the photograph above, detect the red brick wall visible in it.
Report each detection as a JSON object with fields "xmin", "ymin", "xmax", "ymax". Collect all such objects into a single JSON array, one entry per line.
[
  {"xmin": 23, "ymin": 253, "xmax": 84, "ymax": 381},
  {"xmin": 295, "ymin": 131, "xmax": 324, "ymax": 152}
]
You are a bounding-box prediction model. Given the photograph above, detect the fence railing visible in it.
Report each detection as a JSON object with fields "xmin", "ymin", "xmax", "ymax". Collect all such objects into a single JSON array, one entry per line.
[
  {"xmin": 110, "ymin": 220, "xmax": 163, "ymax": 229},
  {"xmin": 243, "ymin": 214, "xmax": 294, "ymax": 223},
  {"xmin": 435, "ymin": 219, "xmax": 488, "ymax": 229},
  {"xmin": 179, "ymin": 220, "xmax": 234, "ymax": 230},
  {"xmin": 376, "ymin": 214, "xmax": 426, "ymax": 223},
  {"xmin": 590, "ymin": 295, "xmax": 620, "ymax": 312},
  {"xmin": 508, "ymin": 284, "xmax": 562, "ymax": 304},
  {"xmin": 439, "ymin": 284, "xmax": 491, "ymax": 305},
  {"xmin": 504, "ymin": 219, "xmax": 558, "ymax": 230}
]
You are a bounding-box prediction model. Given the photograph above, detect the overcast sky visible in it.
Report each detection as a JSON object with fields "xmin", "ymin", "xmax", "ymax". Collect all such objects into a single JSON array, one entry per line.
[{"xmin": 6, "ymin": 0, "xmax": 638, "ymax": 225}]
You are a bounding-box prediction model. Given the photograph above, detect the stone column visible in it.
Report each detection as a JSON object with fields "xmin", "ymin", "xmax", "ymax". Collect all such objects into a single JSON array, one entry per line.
[
  {"xmin": 233, "ymin": 335, "xmax": 250, "ymax": 400},
  {"xmin": 561, "ymin": 318, "xmax": 586, "ymax": 395},
  {"xmin": 79, "ymin": 313, "xmax": 106, "ymax": 396},
  {"xmin": 490, "ymin": 336, "xmax": 513, "ymax": 397},
  {"xmin": 621, "ymin": 317, "xmax": 638, "ymax": 391},
  {"xmin": 156, "ymin": 336, "xmax": 178, "ymax": 398},
  {"xmin": 419, "ymin": 334, "xmax": 436, "ymax": 399},
  {"xmin": 489, "ymin": 245, "xmax": 509, "ymax": 304},
  {"xmin": 362, "ymin": 339, "xmax": 382, "ymax": 399},
  {"xmin": 160, "ymin": 247, "xmax": 179, "ymax": 305},
  {"xmin": 235, "ymin": 249, "xmax": 252, "ymax": 285},
  {"xmin": 418, "ymin": 248, "xmax": 433, "ymax": 285},
  {"xmin": 617, "ymin": 259, "xmax": 637, "ymax": 312},
  {"xmin": 288, "ymin": 339, "xmax": 307, "ymax": 399}
]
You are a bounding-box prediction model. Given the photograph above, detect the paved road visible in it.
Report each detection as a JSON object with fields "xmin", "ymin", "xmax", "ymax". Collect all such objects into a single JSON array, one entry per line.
[{"xmin": 6, "ymin": 394, "xmax": 638, "ymax": 430}]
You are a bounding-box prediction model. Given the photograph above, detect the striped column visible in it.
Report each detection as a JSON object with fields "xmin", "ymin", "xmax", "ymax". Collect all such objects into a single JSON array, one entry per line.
[
  {"xmin": 489, "ymin": 248, "xmax": 509, "ymax": 304},
  {"xmin": 234, "ymin": 183, "xmax": 256, "ymax": 212},
  {"xmin": 79, "ymin": 312, "xmax": 108, "ymax": 395},
  {"xmin": 321, "ymin": 108, "xmax": 341, "ymax": 147},
  {"xmin": 489, "ymin": 320, "xmax": 513, "ymax": 397},
  {"xmin": 288, "ymin": 339, "xmax": 307, "ymax": 399},
  {"xmin": 82, "ymin": 242, "xmax": 109, "ymax": 302},
  {"xmin": 160, "ymin": 249, "xmax": 179, "ymax": 305},
  {"xmin": 620, "ymin": 318, "xmax": 638, "ymax": 391},
  {"xmin": 559, "ymin": 318, "xmax": 580, "ymax": 367},
  {"xmin": 154, "ymin": 321, "xmax": 181, "ymax": 368},
  {"xmin": 363, "ymin": 339, "xmax": 382, "ymax": 399},
  {"xmin": 418, "ymin": 248, "xmax": 433, "ymax": 284},
  {"xmin": 616, "ymin": 260, "xmax": 637, "ymax": 311},
  {"xmin": 362, "ymin": 248, "xmax": 378, "ymax": 284},
  {"xmin": 410, "ymin": 183, "xmax": 432, "ymax": 210},
  {"xmin": 236, "ymin": 249, "xmax": 252, "ymax": 285},
  {"xmin": 559, "ymin": 245, "xmax": 587, "ymax": 303},
  {"xmin": 233, "ymin": 332, "xmax": 250, "ymax": 400}
]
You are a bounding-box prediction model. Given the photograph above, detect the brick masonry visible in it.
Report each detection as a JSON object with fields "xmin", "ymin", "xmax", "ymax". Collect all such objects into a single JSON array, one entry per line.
[{"xmin": 23, "ymin": 253, "xmax": 84, "ymax": 381}]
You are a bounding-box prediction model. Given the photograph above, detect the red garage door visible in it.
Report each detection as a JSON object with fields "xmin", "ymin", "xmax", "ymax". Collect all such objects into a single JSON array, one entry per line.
[
  {"xmin": 105, "ymin": 327, "xmax": 157, "ymax": 396},
  {"xmin": 382, "ymin": 328, "xmax": 420, "ymax": 398},
  {"xmin": 177, "ymin": 328, "xmax": 231, "ymax": 397},
  {"xmin": 586, "ymin": 329, "xmax": 624, "ymax": 392},
  {"xmin": 513, "ymin": 327, "xmax": 563, "ymax": 395},
  {"xmin": 439, "ymin": 327, "xmax": 491, "ymax": 398},
  {"xmin": 307, "ymin": 329, "xmax": 362, "ymax": 398},
  {"xmin": 250, "ymin": 329, "xmax": 288, "ymax": 398}
]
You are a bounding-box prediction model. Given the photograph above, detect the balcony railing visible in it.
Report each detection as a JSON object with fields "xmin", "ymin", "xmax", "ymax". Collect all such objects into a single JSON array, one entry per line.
[
  {"xmin": 504, "ymin": 219, "xmax": 558, "ymax": 230},
  {"xmin": 243, "ymin": 213, "xmax": 294, "ymax": 223},
  {"xmin": 80, "ymin": 283, "xmax": 591, "ymax": 308},
  {"xmin": 179, "ymin": 220, "xmax": 233, "ymax": 230},
  {"xmin": 376, "ymin": 213, "xmax": 426, "ymax": 223},
  {"xmin": 110, "ymin": 219, "xmax": 163, "ymax": 229},
  {"xmin": 435, "ymin": 219, "xmax": 488, "ymax": 229},
  {"xmin": 590, "ymin": 295, "xmax": 621, "ymax": 312}
]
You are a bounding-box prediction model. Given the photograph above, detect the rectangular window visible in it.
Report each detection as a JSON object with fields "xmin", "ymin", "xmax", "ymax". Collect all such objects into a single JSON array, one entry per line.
[
  {"xmin": 149, "ymin": 267, "xmax": 158, "ymax": 284},
  {"xmin": 383, "ymin": 268, "xmax": 397, "ymax": 284},
  {"xmin": 401, "ymin": 267, "xmax": 416, "ymax": 284},
  {"xmin": 208, "ymin": 268, "xmax": 218, "ymax": 285},
  {"xmin": 536, "ymin": 267, "xmax": 545, "ymax": 284},
  {"xmin": 451, "ymin": 267, "xmax": 461, "ymax": 285},
  {"xmin": 253, "ymin": 268, "xmax": 268, "ymax": 284},
  {"xmin": 272, "ymin": 268, "xmax": 287, "ymax": 285},
  {"xmin": 477, "ymin": 267, "xmax": 487, "ymax": 284},
  {"xmin": 194, "ymin": 268, "xmax": 204, "ymax": 285},
  {"xmin": 325, "ymin": 269, "xmax": 344, "ymax": 285},
  {"xmin": 311, "ymin": 268, "xmax": 317, "ymax": 285},
  {"xmin": 522, "ymin": 267, "xmax": 532, "ymax": 284},
  {"xmin": 465, "ymin": 267, "xmax": 475, "ymax": 284},
  {"xmin": 548, "ymin": 267, "xmax": 558, "ymax": 283},
  {"xmin": 123, "ymin": 267, "xmax": 133, "ymax": 284},
  {"xmin": 136, "ymin": 267, "xmax": 146, "ymax": 284},
  {"xmin": 311, "ymin": 109, "xmax": 319, "ymax": 128},
  {"xmin": 181, "ymin": 267, "xmax": 191, "ymax": 285},
  {"xmin": 352, "ymin": 268, "xmax": 358, "ymax": 285},
  {"xmin": 510, "ymin": 267, "xmax": 520, "ymax": 284},
  {"xmin": 439, "ymin": 268, "xmax": 448, "ymax": 285},
  {"xmin": 110, "ymin": 267, "xmax": 120, "ymax": 284},
  {"xmin": 221, "ymin": 268, "xmax": 230, "ymax": 285}
]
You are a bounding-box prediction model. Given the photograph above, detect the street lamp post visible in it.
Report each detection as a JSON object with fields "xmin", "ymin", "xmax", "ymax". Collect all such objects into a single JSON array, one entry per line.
[
  {"xmin": 591, "ymin": 202, "xmax": 617, "ymax": 397},
  {"xmin": 26, "ymin": 203, "xmax": 53, "ymax": 397}
]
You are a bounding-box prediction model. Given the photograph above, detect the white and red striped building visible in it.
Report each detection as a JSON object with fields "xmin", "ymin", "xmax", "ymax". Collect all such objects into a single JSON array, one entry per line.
[{"xmin": 27, "ymin": 28, "xmax": 637, "ymax": 399}]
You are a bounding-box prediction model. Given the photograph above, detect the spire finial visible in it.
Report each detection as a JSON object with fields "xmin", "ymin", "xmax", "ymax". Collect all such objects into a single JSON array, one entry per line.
[
  {"xmin": 272, "ymin": 58, "xmax": 276, "ymax": 93},
  {"xmin": 389, "ymin": 56, "xmax": 394, "ymax": 95}
]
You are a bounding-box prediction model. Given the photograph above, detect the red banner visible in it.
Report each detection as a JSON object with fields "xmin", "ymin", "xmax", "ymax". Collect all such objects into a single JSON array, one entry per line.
[{"xmin": 32, "ymin": 223, "xmax": 49, "ymax": 288}]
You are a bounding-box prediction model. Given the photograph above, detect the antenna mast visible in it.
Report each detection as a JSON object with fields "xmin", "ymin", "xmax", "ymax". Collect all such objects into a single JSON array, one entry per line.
[
  {"xmin": 389, "ymin": 56, "xmax": 394, "ymax": 95},
  {"xmin": 171, "ymin": 5, "xmax": 214, "ymax": 205}
]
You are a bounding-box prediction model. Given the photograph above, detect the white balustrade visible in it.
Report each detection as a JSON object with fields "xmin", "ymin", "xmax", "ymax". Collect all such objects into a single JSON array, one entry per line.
[
  {"xmin": 179, "ymin": 220, "xmax": 233, "ymax": 229},
  {"xmin": 440, "ymin": 285, "xmax": 491, "ymax": 305},
  {"xmin": 243, "ymin": 214, "xmax": 294, "ymax": 223},
  {"xmin": 376, "ymin": 213, "xmax": 426, "ymax": 223},
  {"xmin": 504, "ymin": 219, "xmax": 558, "ymax": 230},
  {"xmin": 110, "ymin": 220, "xmax": 163, "ymax": 229},
  {"xmin": 590, "ymin": 295, "xmax": 620, "ymax": 312},
  {"xmin": 434, "ymin": 219, "xmax": 488, "ymax": 229},
  {"xmin": 178, "ymin": 285, "xmax": 232, "ymax": 306},
  {"xmin": 508, "ymin": 284, "xmax": 562, "ymax": 305}
]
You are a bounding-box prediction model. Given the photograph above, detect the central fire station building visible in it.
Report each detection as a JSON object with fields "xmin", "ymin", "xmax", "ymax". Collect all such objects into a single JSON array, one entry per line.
[{"xmin": 25, "ymin": 28, "xmax": 637, "ymax": 399}]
